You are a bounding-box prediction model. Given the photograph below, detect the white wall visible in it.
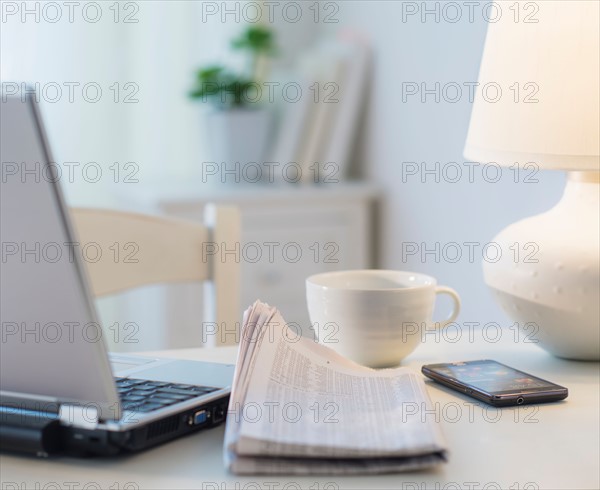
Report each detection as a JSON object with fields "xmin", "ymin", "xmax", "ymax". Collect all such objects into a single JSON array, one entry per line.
[
  {"xmin": 2, "ymin": 1, "xmax": 568, "ymax": 347},
  {"xmin": 0, "ymin": 1, "xmax": 242, "ymax": 202},
  {"xmin": 324, "ymin": 2, "xmax": 566, "ymax": 326}
]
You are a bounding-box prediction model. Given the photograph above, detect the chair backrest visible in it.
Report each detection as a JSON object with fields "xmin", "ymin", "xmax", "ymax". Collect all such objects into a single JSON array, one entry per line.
[{"xmin": 70, "ymin": 204, "xmax": 240, "ymax": 346}]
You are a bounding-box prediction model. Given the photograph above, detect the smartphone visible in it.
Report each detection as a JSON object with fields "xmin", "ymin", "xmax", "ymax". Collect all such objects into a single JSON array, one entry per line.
[{"xmin": 422, "ymin": 360, "xmax": 568, "ymax": 407}]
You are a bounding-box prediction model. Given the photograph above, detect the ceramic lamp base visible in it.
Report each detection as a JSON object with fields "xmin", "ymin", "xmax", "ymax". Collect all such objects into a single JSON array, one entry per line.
[{"xmin": 483, "ymin": 171, "xmax": 600, "ymax": 360}]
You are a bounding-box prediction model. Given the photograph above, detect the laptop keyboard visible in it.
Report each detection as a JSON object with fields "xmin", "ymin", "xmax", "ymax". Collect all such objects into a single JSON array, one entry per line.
[{"xmin": 115, "ymin": 377, "xmax": 218, "ymax": 413}]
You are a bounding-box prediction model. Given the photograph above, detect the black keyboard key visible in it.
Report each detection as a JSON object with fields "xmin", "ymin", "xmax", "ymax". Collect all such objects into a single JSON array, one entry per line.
[
  {"xmin": 129, "ymin": 389, "xmax": 155, "ymax": 398},
  {"xmin": 149, "ymin": 399, "xmax": 178, "ymax": 407},
  {"xmin": 153, "ymin": 393, "xmax": 189, "ymax": 402},
  {"xmin": 122, "ymin": 401, "xmax": 143, "ymax": 410},
  {"xmin": 132, "ymin": 383, "xmax": 157, "ymax": 391},
  {"xmin": 152, "ymin": 398, "xmax": 187, "ymax": 407},
  {"xmin": 191, "ymin": 387, "xmax": 218, "ymax": 394},
  {"xmin": 143, "ymin": 381, "xmax": 170, "ymax": 388},
  {"xmin": 135, "ymin": 403, "xmax": 168, "ymax": 413},
  {"xmin": 122, "ymin": 395, "xmax": 146, "ymax": 403},
  {"xmin": 116, "ymin": 379, "xmax": 145, "ymax": 388},
  {"xmin": 157, "ymin": 387, "xmax": 200, "ymax": 397},
  {"xmin": 171, "ymin": 384, "xmax": 194, "ymax": 390}
]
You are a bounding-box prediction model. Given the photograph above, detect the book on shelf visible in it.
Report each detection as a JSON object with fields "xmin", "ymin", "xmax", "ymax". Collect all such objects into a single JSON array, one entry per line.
[
  {"xmin": 224, "ymin": 301, "xmax": 448, "ymax": 475},
  {"xmin": 270, "ymin": 33, "xmax": 371, "ymax": 184},
  {"xmin": 295, "ymin": 43, "xmax": 347, "ymax": 184},
  {"xmin": 267, "ymin": 72, "xmax": 313, "ymax": 181},
  {"xmin": 321, "ymin": 31, "xmax": 371, "ymax": 178}
]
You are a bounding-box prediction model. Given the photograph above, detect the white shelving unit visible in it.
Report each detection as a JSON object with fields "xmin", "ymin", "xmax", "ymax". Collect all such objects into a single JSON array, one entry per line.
[{"xmin": 111, "ymin": 182, "xmax": 379, "ymax": 350}]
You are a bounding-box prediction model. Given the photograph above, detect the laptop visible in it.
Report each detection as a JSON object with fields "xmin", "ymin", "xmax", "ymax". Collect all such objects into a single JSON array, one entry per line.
[{"xmin": 0, "ymin": 91, "xmax": 234, "ymax": 457}]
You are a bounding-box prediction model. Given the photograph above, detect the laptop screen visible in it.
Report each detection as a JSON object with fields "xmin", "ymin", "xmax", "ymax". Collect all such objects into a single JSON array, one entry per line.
[{"xmin": 0, "ymin": 93, "xmax": 120, "ymax": 419}]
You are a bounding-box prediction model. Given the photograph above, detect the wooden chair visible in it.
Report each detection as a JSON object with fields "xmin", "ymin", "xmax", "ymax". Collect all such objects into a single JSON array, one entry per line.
[{"xmin": 70, "ymin": 205, "xmax": 241, "ymax": 347}]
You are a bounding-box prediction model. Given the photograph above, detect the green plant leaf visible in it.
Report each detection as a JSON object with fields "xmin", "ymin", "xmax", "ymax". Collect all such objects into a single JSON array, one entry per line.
[
  {"xmin": 189, "ymin": 25, "xmax": 278, "ymax": 106},
  {"xmin": 231, "ymin": 25, "xmax": 276, "ymax": 55}
]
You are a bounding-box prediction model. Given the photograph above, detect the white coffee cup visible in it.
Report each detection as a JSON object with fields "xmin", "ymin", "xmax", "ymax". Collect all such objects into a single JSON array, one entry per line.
[{"xmin": 306, "ymin": 270, "xmax": 461, "ymax": 368}]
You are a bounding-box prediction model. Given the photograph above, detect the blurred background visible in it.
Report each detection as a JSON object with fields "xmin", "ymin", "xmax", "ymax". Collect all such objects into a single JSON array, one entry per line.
[{"xmin": 1, "ymin": 0, "xmax": 565, "ymax": 351}]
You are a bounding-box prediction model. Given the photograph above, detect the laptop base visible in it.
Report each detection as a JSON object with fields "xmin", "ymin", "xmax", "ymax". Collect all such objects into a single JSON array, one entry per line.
[{"xmin": 1, "ymin": 396, "xmax": 229, "ymax": 457}]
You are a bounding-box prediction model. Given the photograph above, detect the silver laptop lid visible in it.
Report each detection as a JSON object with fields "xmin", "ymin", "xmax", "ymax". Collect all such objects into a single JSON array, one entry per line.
[{"xmin": 1, "ymin": 91, "xmax": 121, "ymax": 421}]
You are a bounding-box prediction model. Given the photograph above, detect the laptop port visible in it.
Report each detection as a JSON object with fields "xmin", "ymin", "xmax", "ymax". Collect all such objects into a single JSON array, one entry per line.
[
  {"xmin": 188, "ymin": 409, "xmax": 208, "ymax": 426},
  {"xmin": 212, "ymin": 405, "xmax": 226, "ymax": 424}
]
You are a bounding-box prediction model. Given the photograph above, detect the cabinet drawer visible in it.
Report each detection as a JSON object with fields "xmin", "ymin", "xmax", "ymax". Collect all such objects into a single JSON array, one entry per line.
[{"xmin": 239, "ymin": 223, "xmax": 351, "ymax": 318}]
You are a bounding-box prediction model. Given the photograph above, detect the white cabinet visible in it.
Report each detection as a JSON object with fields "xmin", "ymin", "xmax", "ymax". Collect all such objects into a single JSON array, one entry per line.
[{"xmin": 113, "ymin": 183, "xmax": 378, "ymax": 349}]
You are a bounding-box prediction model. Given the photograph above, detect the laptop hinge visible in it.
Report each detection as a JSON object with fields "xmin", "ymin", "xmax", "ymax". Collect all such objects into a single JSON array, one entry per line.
[{"xmin": 58, "ymin": 404, "xmax": 99, "ymax": 430}]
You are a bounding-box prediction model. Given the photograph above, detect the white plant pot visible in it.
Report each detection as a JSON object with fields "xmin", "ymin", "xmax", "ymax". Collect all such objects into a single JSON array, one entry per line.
[{"xmin": 205, "ymin": 109, "xmax": 271, "ymax": 181}]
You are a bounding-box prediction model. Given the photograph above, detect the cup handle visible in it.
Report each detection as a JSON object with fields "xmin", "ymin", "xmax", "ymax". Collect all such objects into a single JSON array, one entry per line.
[{"xmin": 434, "ymin": 286, "xmax": 461, "ymax": 328}]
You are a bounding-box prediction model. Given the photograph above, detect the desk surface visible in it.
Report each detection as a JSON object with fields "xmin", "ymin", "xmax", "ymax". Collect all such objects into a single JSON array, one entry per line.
[{"xmin": 2, "ymin": 334, "xmax": 598, "ymax": 490}]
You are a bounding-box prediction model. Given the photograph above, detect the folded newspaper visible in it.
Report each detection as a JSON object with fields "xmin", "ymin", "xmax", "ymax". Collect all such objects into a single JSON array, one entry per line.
[{"xmin": 224, "ymin": 301, "xmax": 448, "ymax": 475}]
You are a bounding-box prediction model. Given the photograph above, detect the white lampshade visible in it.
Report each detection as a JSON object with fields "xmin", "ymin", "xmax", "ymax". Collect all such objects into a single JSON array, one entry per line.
[{"xmin": 464, "ymin": 0, "xmax": 600, "ymax": 170}]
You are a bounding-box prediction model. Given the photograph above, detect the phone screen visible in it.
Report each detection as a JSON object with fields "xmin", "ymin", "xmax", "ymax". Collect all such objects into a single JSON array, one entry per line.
[{"xmin": 427, "ymin": 360, "xmax": 558, "ymax": 393}]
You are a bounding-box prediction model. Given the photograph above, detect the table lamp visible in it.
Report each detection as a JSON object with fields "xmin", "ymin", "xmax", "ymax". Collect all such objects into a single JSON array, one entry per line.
[{"xmin": 464, "ymin": 1, "xmax": 599, "ymax": 360}]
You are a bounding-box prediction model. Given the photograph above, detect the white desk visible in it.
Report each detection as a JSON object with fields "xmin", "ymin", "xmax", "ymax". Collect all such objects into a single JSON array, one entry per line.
[{"xmin": 2, "ymin": 334, "xmax": 598, "ymax": 490}]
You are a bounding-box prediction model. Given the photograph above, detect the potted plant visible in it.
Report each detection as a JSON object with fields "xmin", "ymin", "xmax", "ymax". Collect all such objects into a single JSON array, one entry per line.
[{"xmin": 190, "ymin": 26, "xmax": 277, "ymax": 180}]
